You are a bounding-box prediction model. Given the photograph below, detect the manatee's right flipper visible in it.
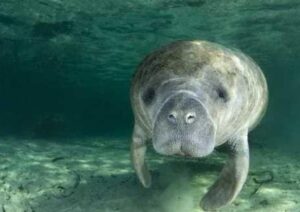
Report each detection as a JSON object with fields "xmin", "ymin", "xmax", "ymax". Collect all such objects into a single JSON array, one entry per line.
[
  {"xmin": 200, "ymin": 130, "xmax": 249, "ymax": 210},
  {"xmin": 131, "ymin": 123, "xmax": 151, "ymax": 188}
]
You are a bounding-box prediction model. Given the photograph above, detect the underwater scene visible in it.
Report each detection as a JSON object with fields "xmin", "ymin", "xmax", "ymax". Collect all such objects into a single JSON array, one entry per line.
[{"xmin": 0, "ymin": 0, "xmax": 300, "ymax": 211}]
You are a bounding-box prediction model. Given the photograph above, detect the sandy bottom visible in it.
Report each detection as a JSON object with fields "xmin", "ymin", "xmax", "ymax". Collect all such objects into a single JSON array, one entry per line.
[{"xmin": 0, "ymin": 136, "xmax": 299, "ymax": 212}]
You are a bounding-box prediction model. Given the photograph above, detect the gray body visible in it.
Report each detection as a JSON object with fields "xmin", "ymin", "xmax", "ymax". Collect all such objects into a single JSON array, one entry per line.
[{"xmin": 130, "ymin": 40, "xmax": 268, "ymax": 210}]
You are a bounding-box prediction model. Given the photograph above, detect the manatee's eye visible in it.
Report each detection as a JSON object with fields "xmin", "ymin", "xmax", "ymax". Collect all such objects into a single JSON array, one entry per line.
[
  {"xmin": 216, "ymin": 87, "xmax": 229, "ymax": 102},
  {"xmin": 142, "ymin": 88, "xmax": 155, "ymax": 104}
]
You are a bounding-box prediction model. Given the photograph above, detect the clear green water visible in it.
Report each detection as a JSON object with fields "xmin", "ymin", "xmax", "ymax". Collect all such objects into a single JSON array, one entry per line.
[
  {"xmin": 0, "ymin": 0, "xmax": 300, "ymax": 211},
  {"xmin": 0, "ymin": 0, "xmax": 299, "ymax": 142}
]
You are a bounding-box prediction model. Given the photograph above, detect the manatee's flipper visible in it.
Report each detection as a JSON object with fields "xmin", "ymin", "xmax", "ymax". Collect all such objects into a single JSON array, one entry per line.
[
  {"xmin": 131, "ymin": 124, "xmax": 151, "ymax": 188},
  {"xmin": 200, "ymin": 130, "xmax": 249, "ymax": 210}
]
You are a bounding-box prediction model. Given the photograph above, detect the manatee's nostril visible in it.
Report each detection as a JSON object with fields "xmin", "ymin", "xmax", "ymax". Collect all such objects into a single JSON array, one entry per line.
[
  {"xmin": 168, "ymin": 112, "xmax": 177, "ymax": 123},
  {"xmin": 185, "ymin": 112, "xmax": 196, "ymax": 124}
]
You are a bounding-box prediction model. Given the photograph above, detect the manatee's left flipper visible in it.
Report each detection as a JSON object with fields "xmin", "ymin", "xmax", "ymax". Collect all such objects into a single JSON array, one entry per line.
[
  {"xmin": 200, "ymin": 130, "xmax": 249, "ymax": 210},
  {"xmin": 131, "ymin": 123, "xmax": 151, "ymax": 188}
]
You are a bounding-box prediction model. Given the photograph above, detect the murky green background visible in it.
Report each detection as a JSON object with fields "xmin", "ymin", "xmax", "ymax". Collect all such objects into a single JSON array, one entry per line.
[{"xmin": 0, "ymin": 0, "xmax": 299, "ymax": 146}]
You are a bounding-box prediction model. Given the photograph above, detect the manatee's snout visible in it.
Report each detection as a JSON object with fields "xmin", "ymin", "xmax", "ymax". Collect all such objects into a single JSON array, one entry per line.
[{"xmin": 153, "ymin": 92, "xmax": 215, "ymax": 158}]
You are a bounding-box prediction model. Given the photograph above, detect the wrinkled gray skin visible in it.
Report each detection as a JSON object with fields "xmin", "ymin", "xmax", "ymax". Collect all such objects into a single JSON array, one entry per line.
[{"xmin": 130, "ymin": 40, "xmax": 268, "ymax": 210}]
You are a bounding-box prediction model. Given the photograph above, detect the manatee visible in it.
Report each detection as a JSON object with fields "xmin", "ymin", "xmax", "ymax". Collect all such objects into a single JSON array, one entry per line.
[{"xmin": 130, "ymin": 40, "xmax": 268, "ymax": 210}]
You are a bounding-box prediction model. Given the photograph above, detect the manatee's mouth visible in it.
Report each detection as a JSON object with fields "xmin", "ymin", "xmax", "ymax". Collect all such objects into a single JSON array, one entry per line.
[
  {"xmin": 174, "ymin": 149, "xmax": 196, "ymax": 158},
  {"xmin": 152, "ymin": 134, "xmax": 215, "ymax": 158}
]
